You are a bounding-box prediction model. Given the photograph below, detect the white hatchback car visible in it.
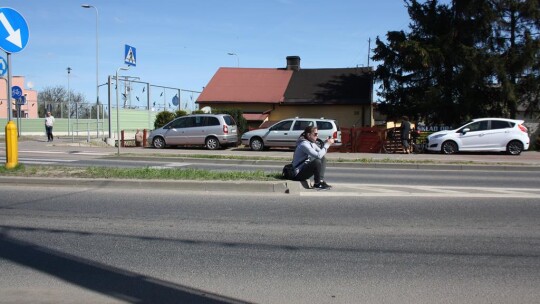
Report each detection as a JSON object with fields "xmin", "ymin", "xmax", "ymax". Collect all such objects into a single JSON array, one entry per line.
[
  {"xmin": 241, "ymin": 117, "xmax": 341, "ymax": 151},
  {"xmin": 426, "ymin": 118, "xmax": 530, "ymax": 155}
]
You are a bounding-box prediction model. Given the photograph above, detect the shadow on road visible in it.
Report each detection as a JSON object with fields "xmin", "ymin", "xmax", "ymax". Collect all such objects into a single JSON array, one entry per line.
[{"xmin": 0, "ymin": 231, "xmax": 250, "ymax": 304}]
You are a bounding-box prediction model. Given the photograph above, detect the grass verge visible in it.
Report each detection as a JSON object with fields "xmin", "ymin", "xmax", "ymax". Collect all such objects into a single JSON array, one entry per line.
[{"xmin": 0, "ymin": 164, "xmax": 282, "ymax": 181}]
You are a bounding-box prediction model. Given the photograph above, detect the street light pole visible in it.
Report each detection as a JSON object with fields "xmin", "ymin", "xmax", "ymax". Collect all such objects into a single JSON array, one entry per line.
[
  {"xmin": 81, "ymin": 4, "xmax": 100, "ymax": 137},
  {"xmin": 227, "ymin": 52, "xmax": 239, "ymax": 67},
  {"xmin": 67, "ymin": 67, "xmax": 71, "ymax": 137},
  {"xmin": 116, "ymin": 66, "xmax": 129, "ymax": 156}
]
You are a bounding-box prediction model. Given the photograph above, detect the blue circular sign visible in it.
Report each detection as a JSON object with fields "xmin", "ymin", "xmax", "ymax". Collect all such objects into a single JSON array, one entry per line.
[
  {"xmin": 12, "ymin": 85, "xmax": 22, "ymax": 98},
  {"xmin": 0, "ymin": 7, "xmax": 30, "ymax": 53},
  {"xmin": 0, "ymin": 56, "xmax": 6, "ymax": 76}
]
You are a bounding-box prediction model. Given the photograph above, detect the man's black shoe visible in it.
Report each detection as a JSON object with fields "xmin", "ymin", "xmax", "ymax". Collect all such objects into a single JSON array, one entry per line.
[
  {"xmin": 320, "ymin": 181, "xmax": 332, "ymax": 188},
  {"xmin": 313, "ymin": 182, "xmax": 331, "ymax": 190}
]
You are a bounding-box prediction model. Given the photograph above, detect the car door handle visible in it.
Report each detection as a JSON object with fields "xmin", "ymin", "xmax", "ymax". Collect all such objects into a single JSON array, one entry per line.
[{"xmin": 284, "ymin": 133, "xmax": 288, "ymax": 135}]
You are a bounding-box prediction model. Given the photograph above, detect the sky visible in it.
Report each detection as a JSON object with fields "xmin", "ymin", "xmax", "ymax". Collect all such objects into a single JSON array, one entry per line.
[{"xmin": 1, "ymin": 0, "xmax": 412, "ymax": 110}]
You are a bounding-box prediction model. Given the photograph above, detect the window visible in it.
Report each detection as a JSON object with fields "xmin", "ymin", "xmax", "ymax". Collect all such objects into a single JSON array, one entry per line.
[
  {"xmin": 223, "ymin": 115, "xmax": 236, "ymax": 126},
  {"xmin": 170, "ymin": 118, "xmax": 186, "ymax": 128},
  {"xmin": 490, "ymin": 120, "xmax": 512, "ymax": 130},
  {"xmin": 317, "ymin": 121, "xmax": 333, "ymax": 130},
  {"xmin": 293, "ymin": 120, "xmax": 313, "ymax": 131},
  {"xmin": 194, "ymin": 116, "xmax": 204, "ymax": 127},
  {"xmin": 463, "ymin": 121, "xmax": 488, "ymax": 132},
  {"xmin": 272, "ymin": 120, "xmax": 293, "ymax": 131},
  {"xmin": 175, "ymin": 117, "xmax": 195, "ymax": 128},
  {"xmin": 203, "ymin": 116, "xmax": 220, "ymax": 126}
]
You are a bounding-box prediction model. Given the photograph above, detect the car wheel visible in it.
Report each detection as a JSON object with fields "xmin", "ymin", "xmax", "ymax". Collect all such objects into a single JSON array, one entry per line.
[
  {"xmin": 441, "ymin": 141, "xmax": 458, "ymax": 154},
  {"xmin": 316, "ymin": 139, "xmax": 324, "ymax": 149},
  {"xmin": 250, "ymin": 138, "xmax": 264, "ymax": 151},
  {"xmin": 152, "ymin": 136, "xmax": 165, "ymax": 149},
  {"xmin": 205, "ymin": 137, "xmax": 221, "ymax": 150},
  {"xmin": 506, "ymin": 140, "xmax": 523, "ymax": 155}
]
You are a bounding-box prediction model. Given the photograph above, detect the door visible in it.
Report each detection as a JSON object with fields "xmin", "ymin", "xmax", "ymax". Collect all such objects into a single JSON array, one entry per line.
[
  {"xmin": 457, "ymin": 120, "xmax": 490, "ymax": 150},
  {"xmin": 165, "ymin": 117, "xmax": 195, "ymax": 145},
  {"xmin": 484, "ymin": 120, "xmax": 514, "ymax": 149},
  {"xmin": 264, "ymin": 120, "xmax": 294, "ymax": 147}
]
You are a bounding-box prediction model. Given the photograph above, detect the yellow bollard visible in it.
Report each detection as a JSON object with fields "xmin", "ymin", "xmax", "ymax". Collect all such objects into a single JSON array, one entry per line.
[{"xmin": 5, "ymin": 121, "xmax": 18, "ymax": 169}]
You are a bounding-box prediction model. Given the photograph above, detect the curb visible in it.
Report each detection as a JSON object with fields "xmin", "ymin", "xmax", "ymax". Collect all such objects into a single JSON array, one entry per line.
[{"xmin": 111, "ymin": 156, "xmax": 540, "ymax": 171}]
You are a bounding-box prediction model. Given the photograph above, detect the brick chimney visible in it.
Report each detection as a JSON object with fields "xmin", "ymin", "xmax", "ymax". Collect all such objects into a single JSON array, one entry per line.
[{"xmin": 286, "ymin": 56, "xmax": 301, "ymax": 71}]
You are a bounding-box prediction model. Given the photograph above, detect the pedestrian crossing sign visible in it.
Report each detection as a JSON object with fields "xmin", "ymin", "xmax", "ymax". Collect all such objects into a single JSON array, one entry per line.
[{"xmin": 124, "ymin": 45, "xmax": 136, "ymax": 66}]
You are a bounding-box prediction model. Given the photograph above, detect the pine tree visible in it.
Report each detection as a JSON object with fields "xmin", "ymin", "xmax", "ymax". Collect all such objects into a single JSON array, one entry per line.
[{"xmin": 373, "ymin": 0, "xmax": 540, "ymax": 124}]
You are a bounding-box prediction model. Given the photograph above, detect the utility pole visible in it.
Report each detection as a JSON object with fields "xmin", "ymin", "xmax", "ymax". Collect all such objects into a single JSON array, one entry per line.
[{"xmin": 367, "ymin": 38, "xmax": 371, "ymax": 68}]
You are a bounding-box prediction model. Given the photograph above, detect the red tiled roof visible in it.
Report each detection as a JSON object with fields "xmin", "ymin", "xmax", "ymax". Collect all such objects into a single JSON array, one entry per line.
[{"xmin": 197, "ymin": 68, "xmax": 293, "ymax": 104}]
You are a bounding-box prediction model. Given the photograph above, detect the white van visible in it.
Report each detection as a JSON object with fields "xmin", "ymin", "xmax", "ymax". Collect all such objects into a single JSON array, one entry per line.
[{"xmin": 241, "ymin": 117, "xmax": 341, "ymax": 151}]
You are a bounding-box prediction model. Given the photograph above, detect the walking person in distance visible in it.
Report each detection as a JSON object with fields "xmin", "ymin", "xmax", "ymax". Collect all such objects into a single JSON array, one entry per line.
[
  {"xmin": 45, "ymin": 111, "xmax": 55, "ymax": 142},
  {"xmin": 292, "ymin": 125, "xmax": 334, "ymax": 190},
  {"xmin": 400, "ymin": 115, "xmax": 411, "ymax": 154}
]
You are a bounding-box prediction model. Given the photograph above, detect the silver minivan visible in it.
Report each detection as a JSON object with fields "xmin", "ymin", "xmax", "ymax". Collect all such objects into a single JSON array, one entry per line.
[{"xmin": 149, "ymin": 114, "xmax": 238, "ymax": 150}]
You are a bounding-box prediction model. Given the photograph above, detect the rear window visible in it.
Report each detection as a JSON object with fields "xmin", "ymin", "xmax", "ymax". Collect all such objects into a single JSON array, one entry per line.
[
  {"xmin": 491, "ymin": 120, "xmax": 513, "ymax": 129},
  {"xmin": 204, "ymin": 116, "xmax": 220, "ymax": 126},
  {"xmin": 223, "ymin": 115, "xmax": 236, "ymax": 126},
  {"xmin": 293, "ymin": 120, "xmax": 314, "ymax": 131},
  {"xmin": 317, "ymin": 121, "xmax": 334, "ymax": 130}
]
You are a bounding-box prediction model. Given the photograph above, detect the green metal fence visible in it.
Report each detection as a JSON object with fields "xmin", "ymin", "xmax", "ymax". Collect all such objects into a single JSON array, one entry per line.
[{"xmin": 0, "ymin": 109, "xmax": 157, "ymax": 137}]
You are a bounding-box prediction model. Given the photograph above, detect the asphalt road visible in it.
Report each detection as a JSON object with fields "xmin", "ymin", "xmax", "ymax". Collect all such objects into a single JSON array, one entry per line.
[{"xmin": 1, "ymin": 185, "xmax": 539, "ymax": 304}]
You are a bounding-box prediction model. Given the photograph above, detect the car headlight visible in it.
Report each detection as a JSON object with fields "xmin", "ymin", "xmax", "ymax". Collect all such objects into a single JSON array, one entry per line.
[{"xmin": 430, "ymin": 134, "xmax": 446, "ymax": 139}]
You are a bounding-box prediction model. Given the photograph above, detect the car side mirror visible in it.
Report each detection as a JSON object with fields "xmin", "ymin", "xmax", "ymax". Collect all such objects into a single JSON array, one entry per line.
[{"xmin": 462, "ymin": 128, "xmax": 470, "ymax": 134}]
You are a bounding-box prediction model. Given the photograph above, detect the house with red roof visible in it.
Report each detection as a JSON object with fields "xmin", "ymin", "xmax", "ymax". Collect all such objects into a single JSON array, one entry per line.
[{"xmin": 196, "ymin": 56, "xmax": 373, "ymax": 129}]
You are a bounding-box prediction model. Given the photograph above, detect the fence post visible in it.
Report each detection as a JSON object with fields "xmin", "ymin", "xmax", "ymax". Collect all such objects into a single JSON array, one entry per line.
[
  {"xmin": 87, "ymin": 122, "xmax": 90, "ymax": 142},
  {"xmin": 121, "ymin": 130, "xmax": 125, "ymax": 147},
  {"xmin": 143, "ymin": 129, "xmax": 147, "ymax": 147}
]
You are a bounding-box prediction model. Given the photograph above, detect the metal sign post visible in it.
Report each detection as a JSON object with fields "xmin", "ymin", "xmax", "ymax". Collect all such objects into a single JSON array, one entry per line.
[{"xmin": 1, "ymin": 7, "xmax": 30, "ymax": 169}]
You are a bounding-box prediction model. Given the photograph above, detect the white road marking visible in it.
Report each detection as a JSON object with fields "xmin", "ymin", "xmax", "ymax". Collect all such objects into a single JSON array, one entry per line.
[
  {"xmin": 18, "ymin": 150, "xmax": 111, "ymax": 156},
  {"xmin": 149, "ymin": 163, "xmax": 192, "ymax": 169},
  {"xmin": 19, "ymin": 158, "xmax": 77, "ymax": 163},
  {"xmin": 297, "ymin": 184, "xmax": 540, "ymax": 198}
]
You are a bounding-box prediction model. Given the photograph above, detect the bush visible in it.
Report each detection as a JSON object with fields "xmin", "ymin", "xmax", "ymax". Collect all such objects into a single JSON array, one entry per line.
[
  {"xmin": 154, "ymin": 111, "xmax": 176, "ymax": 129},
  {"xmin": 175, "ymin": 110, "xmax": 188, "ymax": 117}
]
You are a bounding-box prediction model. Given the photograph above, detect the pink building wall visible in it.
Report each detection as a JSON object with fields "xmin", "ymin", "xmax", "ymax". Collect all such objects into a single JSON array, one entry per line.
[{"xmin": 0, "ymin": 76, "xmax": 38, "ymax": 119}]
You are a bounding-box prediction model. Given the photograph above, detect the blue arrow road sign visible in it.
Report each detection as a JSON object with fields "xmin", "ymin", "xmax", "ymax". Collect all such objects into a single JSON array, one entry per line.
[
  {"xmin": 12, "ymin": 85, "xmax": 22, "ymax": 99},
  {"xmin": 0, "ymin": 7, "xmax": 30, "ymax": 53},
  {"xmin": 0, "ymin": 55, "xmax": 6, "ymax": 76}
]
